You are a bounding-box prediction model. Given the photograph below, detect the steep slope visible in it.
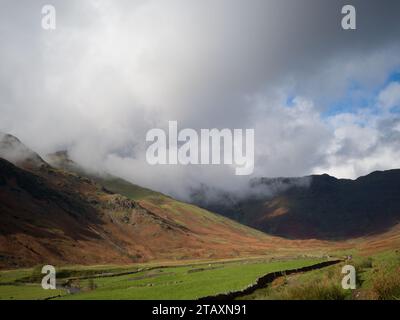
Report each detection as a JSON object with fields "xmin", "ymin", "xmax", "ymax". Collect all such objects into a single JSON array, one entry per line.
[
  {"xmin": 0, "ymin": 132, "xmax": 47, "ymax": 170},
  {"xmin": 190, "ymin": 173, "xmax": 400, "ymax": 240},
  {"xmin": 0, "ymin": 134, "xmax": 306, "ymax": 269}
]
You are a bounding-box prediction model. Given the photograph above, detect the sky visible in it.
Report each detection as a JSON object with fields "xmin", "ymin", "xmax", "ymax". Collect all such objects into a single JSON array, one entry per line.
[{"xmin": 1, "ymin": 0, "xmax": 400, "ymax": 199}]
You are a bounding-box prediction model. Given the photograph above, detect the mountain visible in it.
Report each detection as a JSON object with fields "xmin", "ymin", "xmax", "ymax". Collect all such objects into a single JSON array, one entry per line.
[
  {"xmin": 2, "ymin": 133, "xmax": 398, "ymax": 269},
  {"xmin": 190, "ymin": 172, "xmax": 400, "ymax": 240},
  {"xmin": 0, "ymin": 133, "xmax": 48, "ymax": 170},
  {"xmin": 0, "ymin": 133, "xmax": 302, "ymax": 269}
]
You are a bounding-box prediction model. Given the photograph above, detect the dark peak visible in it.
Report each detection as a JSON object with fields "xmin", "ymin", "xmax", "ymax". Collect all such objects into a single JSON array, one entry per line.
[
  {"xmin": 311, "ymin": 169, "xmax": 400, "ymax": 184},
  {"xmin": 357, "ymin": 168, "xmax": 400, "ymax": 179},
  {"xmin": 354, "ymin": 169, "xmax": 400, "ymax": 187},
  {"xmin": 319, "ymin": 173, "xmax": 335, "ymax": 178},
  {"xmin": 310, "ymin": 173, "xmax": 338, "ymax": 183}
]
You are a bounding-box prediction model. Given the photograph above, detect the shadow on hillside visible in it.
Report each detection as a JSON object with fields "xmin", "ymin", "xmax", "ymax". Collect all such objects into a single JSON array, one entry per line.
[{"xmin": 0, "ymin": 158, "xmax": 104, "ymax": 241}]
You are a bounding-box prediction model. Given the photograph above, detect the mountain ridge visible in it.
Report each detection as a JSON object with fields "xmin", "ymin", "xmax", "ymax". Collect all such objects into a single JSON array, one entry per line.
[
  {"xmin": 0, "ymin": 133, "xmax": 302, "ymax": 269},
  {"xmin": 1, "ymin": 132, "xmax": 399, "ymax": 269},
  {"xmin": 190, "ymin": 170, "xmax": 400, "ymax": 240}
]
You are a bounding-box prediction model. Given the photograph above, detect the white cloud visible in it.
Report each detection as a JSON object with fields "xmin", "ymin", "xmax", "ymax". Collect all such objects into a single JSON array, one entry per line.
[
  {"xmin": 378, "ymin": 82, "xmax": 400, "ymax": 110},
  {"xmin": 313, "ymin": 83, "xmax": 400, "ymax": 179}
]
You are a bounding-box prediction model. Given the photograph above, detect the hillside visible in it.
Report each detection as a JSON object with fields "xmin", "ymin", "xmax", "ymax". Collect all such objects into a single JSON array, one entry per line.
[
  {"xmin": 0, "ymin": 133, "xmax": 304, "ymax": 269},
  {"xmin": 2, "ymin": 133, "xmax": 399, "ymax": 270},
  {"xmin": 190, "ymin": 173, "xmax": 400, "ymax": 240}
]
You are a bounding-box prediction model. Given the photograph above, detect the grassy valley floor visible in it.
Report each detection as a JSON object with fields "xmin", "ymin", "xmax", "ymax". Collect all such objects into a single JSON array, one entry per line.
[
  {"xmin": 237, "ymin": 250, "xmax": 400, "ymax": 300},
  {"xmin": 1, "ymin": 249, "xmax": 399, "ymax": 300},
  {"xmin": 0, "ymin": 257, "xmax": 324, "ymax": 300}
]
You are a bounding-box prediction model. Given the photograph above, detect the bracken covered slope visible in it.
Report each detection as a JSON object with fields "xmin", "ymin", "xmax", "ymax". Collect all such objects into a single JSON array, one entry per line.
[{"xmin": 0, "ymin": 133, "xmax": 314, "ymax": 269}]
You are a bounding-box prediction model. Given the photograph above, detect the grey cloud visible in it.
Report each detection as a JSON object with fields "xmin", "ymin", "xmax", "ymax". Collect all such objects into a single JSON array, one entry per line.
[{"xmin": 1, "ymin": 0, "xmax": 400, "ymax": 199}]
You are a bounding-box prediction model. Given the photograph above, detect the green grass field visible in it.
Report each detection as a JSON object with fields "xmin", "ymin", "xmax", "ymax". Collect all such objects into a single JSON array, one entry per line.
[
  {"xmin": 2, "ymin": 250, "xmax": 399, "ymax": 300},
  {"xmin": 0, "ymin": 257, "xmax": 323, "ymax": 300},
  {"xmin": 238, "ymin": 249, "xmax": 400, "ymax": 300}
]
